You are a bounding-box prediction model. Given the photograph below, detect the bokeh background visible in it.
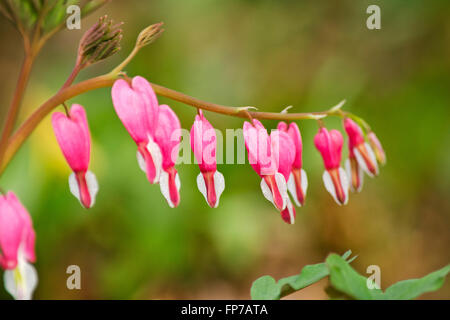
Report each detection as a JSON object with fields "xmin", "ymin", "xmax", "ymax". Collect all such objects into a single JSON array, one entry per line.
[{"xmin": 0, "ymin": 0, "xmax": 449, "ymax": 299}]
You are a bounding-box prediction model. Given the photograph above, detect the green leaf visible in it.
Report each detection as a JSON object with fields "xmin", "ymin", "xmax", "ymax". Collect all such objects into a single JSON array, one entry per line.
[
  {"xmin": 42, "ymin": 0, "xmax": 78, "ymax": 33},
  {"xmin": 250, "ymin": 250, "xmax": 356, "ymax": 300},
  {"xmin": 250, "ymin": 276, "xmax": 280, "ymax": 300},
  {"xmin": 327, "ymin": 254, "xmax": 450, "ymax": 300},
  {"xmin": 81, "ymin": 0, "xmax": 109, "ymax": 16},
  {"xmin": 384, "ymin": 264, "xmax": 450, "ymax": 300},
  {"xmin": 326, "ymin": 254, "xmax": 384, "ymax": 300},
  {"xmin": 16, "ymin": 0, "xmax": 38, "ymax": 29}
]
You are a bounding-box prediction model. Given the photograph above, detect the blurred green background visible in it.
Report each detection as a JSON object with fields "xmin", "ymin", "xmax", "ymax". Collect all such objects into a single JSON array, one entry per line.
[{"xmin": 0, "ymin": 0, "xmax": 449, "ymax": 299}]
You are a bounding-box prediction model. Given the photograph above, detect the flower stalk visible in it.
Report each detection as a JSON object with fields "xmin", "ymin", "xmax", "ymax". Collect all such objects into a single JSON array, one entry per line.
[
  {"xmin": 0, "ymin": 47, "xmax": 37, "ymax": 170},
  {"xmin": 0, "ymin": 21, "xmax": 367, "ymax": 180}
]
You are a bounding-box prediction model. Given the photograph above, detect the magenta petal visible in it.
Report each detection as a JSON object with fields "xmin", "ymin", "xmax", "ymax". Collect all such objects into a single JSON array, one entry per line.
[
  {"xmin": 137, "ymin": 141, "xmax": 161, "ymax": 184},
  {"xmin": 272, "ymin": 130, "xmax": 295, "ymax": 182},
  {"xmin": 51, "ymin": 104, "xmax": 91, "ymax": 172},
  {"xmin": 314, "ymin": 127, "xmax": 343, "ymax": 170},
  {"xmin": 344, "ymin": 118, "xmax": 365, "ymax": 149},
  {"xmin": 287, "ymin": 122, "xmax": 303, "ymax": 169},
  {"xmin": 368, "ymin": 131, "xmax": 386, "ymax": 165},
  {"xmin": 277, "ymin": 121, "xmax": 288, "ymax": 132},
  {"xmin": 280, "ymin": 198, "xmax": 296, "ymax": 224},
  {"xmin": 132, "ymin": 76, "xmax": 159, "ymax": 136},
  {"xmin": 154, "ymin": 105, "xmax": 181, "ymax": 170},
  {"xmin": 111, "ymin": 79, "xmax": 151, "ymax": 144},
  {"xmin": 243, "ymin": 121, "xmax": 260, "ymax": 174},
  {"xmin": 190, "ymin": 111, "xmax": 217, "ymax": 173},
  {"xmin": 7, "ymin": 193, "xmax": 36, "ymax": 263},
  {"xmin": 243, "ymin": 120, "xmax": 277, "ymax": 176},
  {"xmin": 0, "ymin": 196, "xmax": 22, "ymax": 269},
  {"xmin": 0, "ymin": 192, "xmax": 36, "ymax": 269}
]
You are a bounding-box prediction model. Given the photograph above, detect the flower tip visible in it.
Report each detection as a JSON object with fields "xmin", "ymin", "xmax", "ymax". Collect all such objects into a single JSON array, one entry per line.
[
  {"xmin": 197, "ymin": 171, "xmax": 225, "ymax": 208},
  {"xmin": 280, "ymin": 199, "xmax": 296, "ymax": 224}
]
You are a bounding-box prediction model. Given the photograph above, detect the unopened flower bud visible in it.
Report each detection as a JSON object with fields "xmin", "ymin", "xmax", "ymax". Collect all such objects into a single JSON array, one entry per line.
[
  {"xmin": 78, "ymin": 15, "xmax": 123, "ymax": 68},
  {"xmin": 136, "ymin": 22, "xmax": 164, "ymax": 49}
]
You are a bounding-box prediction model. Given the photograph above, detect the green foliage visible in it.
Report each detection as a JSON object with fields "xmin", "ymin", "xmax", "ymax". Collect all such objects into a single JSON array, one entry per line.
[
  {"xmin": 251, "ymin": 250, "xmax": 356, "ymax": 300},
  {"xmin": 382, "ymin": 265, "xmax": 450, "ymax": 300},
  {"xmin": 251, "ymin": 253, "xmax": 449, "ymax": 300},
  {"xmin": 326, "ymin": 254, "xmax": 384, "ymax": 300},
  {"xmin": 0, "ymin": 0, "xmax": 110, "ymax": 37},
  {"xmin": 42, "ymin": 0, "xmax": 77, "ymax": 33}
]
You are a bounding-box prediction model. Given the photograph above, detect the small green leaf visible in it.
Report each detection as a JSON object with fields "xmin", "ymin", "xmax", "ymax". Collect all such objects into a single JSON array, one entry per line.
[
  {"xmin": 341, "ymin": 249, "xmax": 352, "ymax": 260},
  {"xmin": 326, "ymin": 254, "xmax": 384, "ymax": 300},
  {"xmin": 384, "ymin": 264, "xmax": 450, "ymax": 300},
  {"xmin": 42, "ymin": 0, "xmax": 79, "ymax": 33},
  {"xmin": 328, "ymin": 99, "xmax": 346, "ymax": 113},
  {"xmin": 81, "ymin": 0, "xmax": 109, "ymax": 16},
  {"xmin": 250, "ymin": 276, "xmax": 280, "ymax": 300},
  {"xmin": 16, "ymin": 0, "xmax": 38, "ymax": 29}
]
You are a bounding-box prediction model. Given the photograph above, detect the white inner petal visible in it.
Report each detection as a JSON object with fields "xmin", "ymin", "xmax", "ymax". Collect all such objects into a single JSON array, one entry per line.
[
  {"xmin": 345, "ymin": 159, "xmax": 354, "ymax": 192},
  {"xmin": 86, "ymin": 170, "xmax": 99, "ymax": 207},
  {"xmin": 339, "ymin": 167, "xmax": 349, "ymax": 205},
  {"xmin": 159, "ymin": 170, "xmax": 174, "ymax": 208},
  {"xmin": 196, "ymin": 172, "xmax": 208, "ymax": 204},
  {"xmin": 346, "ymin": 159, "xmax": 364, "ymax": 193},
  {"xmin": 4, "ymin": 250, "xmax": 38, "ymax": 300},
  {"xmin": 3, "ymin": 270, "xmax": 16, "ymax": 299},
  {"xmin": 365, "ymin": 142, "xmax": 379, "ymax": 175},
  {"xmin": 147, "ymin": 136, "xmax": 163, "ymax": 183},
  {"xmin": 213, "ymin": 171, "xmax": 225, "ymax": 208},
  {"xmin": 68, "ymin": 172, "xmax": 80, "ymax": 202},
  {"xmin": 323, "ymin": 170, "xmax": 340, "ymax": 206},
  {"xmin": 136, "ymin": 151, "xmax": 146, "ymax": 173},
  {"xmin": 301, "ymin": 169, "xmax": 308, "ymax": 198},
  {"xmin": 260, "ymin": 178, "xmax": 274, "ymax": 205},
  {"xmin": 274, "ymin": 172, "xmax": 288, "ymax": 210},
  {"xmin": 357, "ymin": 161, "xmax": 364, "ymax": 193},
  {"xmin": 354, "ymin": 147, "xmax": 373, "ymax": 178},
  {"xmin": 286, "ymin": 198, "xmax": 295, "ymax": 224},
  {"xmin": 287, "ymin": 173, "xmax": 300, "ymax": 206},
  {"xmin": 175, "ymin": 172, "xmax": 181, "ymax": 192}
]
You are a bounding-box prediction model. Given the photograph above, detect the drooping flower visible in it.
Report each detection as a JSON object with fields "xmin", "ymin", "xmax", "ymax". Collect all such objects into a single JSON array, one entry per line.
[
  {"xmin": 52, "ymin": 104, "xmax": 98, "ymax": 209},
  {"xmin": 345, "ymin": 148, "xmax": 364, "ymax": 193},
  {"xmin": 0, "ymin": 192, "xmax": 37, "ymax": 300},
  {"xmin": 314, "ymin": 127, "xmax": 349, "ymax": 205},
  {"xmin": 111, "ymin": 76, "xmax": 162, "ymax": 184},
  {"xmin": 273, "ymin": 130, "xmax": 297, "ymax": 224},
  {"xmin": 368, "ymin": 131, "xmax": 386, "ymax": 165},
  {"xmin": 277, "ymin": 121, "xmax": 308, "ymax": 206},
  {"xmin": 190, "ymin": 110, "xmax": 225, "ymax": 208},
  {"xmin": 154, "ymin": 105, "xmax": 182, "ymax": 208},
  {"xmin": 243, "ymin": 119, "xmax": 288, "ymax": 211},
  {"xmin": 343, "ymin": 118, "xmax": 378, "ymax": 177}
]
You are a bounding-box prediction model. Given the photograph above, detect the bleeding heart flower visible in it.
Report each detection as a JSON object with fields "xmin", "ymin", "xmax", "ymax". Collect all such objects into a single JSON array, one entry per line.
[
  {"xmin": 314, "ymin": 127, "xmax": 349, "ymax": 205},
  {"xmin": 190, "ymin": 110, "xmax": 225, "ymax": 208},
  {"xmin": 243, "ymin": 119, "xmax": 288, "ymax": 211},
  {"xmin": 345, "ymin": 148, "xmax": 364, "ymax": 193},
  {"xmin": 273, "ymin": 130, "xmax": 297, "ymax": 224},
  {"xmin": 111, "ymin": 76, "xmax": 162, "ymax": 184},
  {"xmin": 277, "ymin": 121, "xmax": 308, "ymax": 206},
  {"xmin": 51, "ymin": 104, "xmax": 98, "ymax": 209},
  {"xmin": 368, "ymin": 131, "xmax": 386, "ymax": 165},
  {"xmin": 154, "ymin": 105, "xmax": 182, "ymax": 208},
  {"xmin": 344, "ymin": 118, "xmax": 378, "ymax": 177},
  {"xmin": 0, "ymin": 192, "xmax": 37, "ymax": 300}
]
